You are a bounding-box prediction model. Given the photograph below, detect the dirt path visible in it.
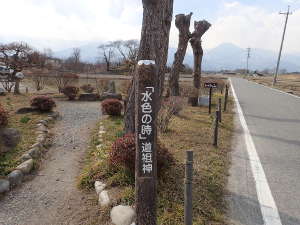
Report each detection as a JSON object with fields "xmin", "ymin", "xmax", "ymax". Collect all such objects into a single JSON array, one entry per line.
[{"xmin": 0, "ymin": 100, "xmax": 102, "ymax": 225}]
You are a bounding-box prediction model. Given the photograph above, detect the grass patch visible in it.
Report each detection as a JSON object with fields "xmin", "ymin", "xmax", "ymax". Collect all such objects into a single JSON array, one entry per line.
[
  {"xmin": 0, "ymin": 93, "xmax": 52, "ymax": 176},
  {"xmin": 79, "ymin": 92, "xmax": 235, "ymax": 225},
  {"xmin": 158, "ymin": 97, "xmax": 234, "ymax": 224}
]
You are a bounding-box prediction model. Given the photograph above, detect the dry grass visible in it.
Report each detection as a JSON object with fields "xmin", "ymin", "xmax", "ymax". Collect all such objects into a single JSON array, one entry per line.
[
  {"xmin": 79, "ymin": 86, "xmax": 235, "ymax": 225},
  {"xmin": 157, "ymin": 94, "xmax": 234, "ymax": 224},
  {"xmin": 0, "ymin": 93, "xmax": 53, "ymax": 176},
  {"xmin": 248, "ymin": 74, "xmax": 300, "ymax": 96}
]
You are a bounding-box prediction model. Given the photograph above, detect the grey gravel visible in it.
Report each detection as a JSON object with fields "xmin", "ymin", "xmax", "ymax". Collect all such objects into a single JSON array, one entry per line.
[{"xmin": 0, "ymin": 100, "xmax": 101, "ymax": 225}]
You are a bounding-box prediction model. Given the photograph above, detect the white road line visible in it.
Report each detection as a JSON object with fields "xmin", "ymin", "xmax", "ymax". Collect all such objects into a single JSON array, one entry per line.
[
  {"xmin": 247, "ymin": 79, "xmax": 300, "ymax": 100},
  {"xmin": 230, "ymin": 78, "xmax": 283, "ymax": 225}
]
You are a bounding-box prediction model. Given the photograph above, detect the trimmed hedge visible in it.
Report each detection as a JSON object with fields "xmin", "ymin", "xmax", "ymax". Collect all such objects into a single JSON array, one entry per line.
[
  {"xmin": 109, "ymin": 133, "xmax": 174, "ymax": 177},
  {"xmin": 101, "ymin": 98, "xmax": 122, "ymax": 116},
  {"xmin": 62, "ymin": 86, "xmax": 79, "ymax": 100},
  {"xmin": 0, "ymin": 103, "xmax": 8, "ymax": 127},
  {"xmin": 30, "ymin": 96, "xmax": 56, "ymax": 112}
]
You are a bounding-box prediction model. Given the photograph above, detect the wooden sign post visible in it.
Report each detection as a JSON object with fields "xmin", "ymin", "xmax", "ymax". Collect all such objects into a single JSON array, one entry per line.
[
  {"xmin": 204, "ymin": 82, "xmax": 218, "ymax": 114},
  {"xmin": 135, "ymin": 60, "xmax": 158, "ymax": 225}
]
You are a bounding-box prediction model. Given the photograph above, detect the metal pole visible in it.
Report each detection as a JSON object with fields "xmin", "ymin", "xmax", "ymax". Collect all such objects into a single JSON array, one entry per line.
[
  {"xmin": 224, "ymin": 85, "xmax": 229, "ymax": 112},
  {"xmin": 246, "ymin": 48, "xmax": 251, "ymax": 75},
  {"xmin": 213, "ymin": 110, "xmax": 219, "ymax": 146},
  {"xmin": 218, "ymin": 98, "xmax": 222, "ymax": 123},
  {"xmin": 209, "ymin": 87, "xmax": 212, "ymax": 114},
  {"xmin": 273, "ymin": 6, "xmax": 292, "ymax": 86},
  {"xmin": 185, "ymin": 151, "xmax": 193, "ymax": 225}
]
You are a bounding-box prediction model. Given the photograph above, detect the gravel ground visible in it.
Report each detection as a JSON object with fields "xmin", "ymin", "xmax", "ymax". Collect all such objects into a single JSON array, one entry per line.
[{"xmin": 0, "ymin": 100, "xmax": 102, "ymax": 225}]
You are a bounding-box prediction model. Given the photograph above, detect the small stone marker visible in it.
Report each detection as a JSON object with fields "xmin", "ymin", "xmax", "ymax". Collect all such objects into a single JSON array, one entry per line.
[{"xmin": 135, "ymin": 60, "xmax": 158, "ymax": 225}]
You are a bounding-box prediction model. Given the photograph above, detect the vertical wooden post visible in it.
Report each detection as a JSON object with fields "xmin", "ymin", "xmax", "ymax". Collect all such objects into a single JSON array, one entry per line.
[
  {"xmin": 218, "ymin": 98, "xmax": 222, "ymax": 123},
  {"xmin": 213, "ymin": 110, "xmax": 219, "ymax": 146},
  {"xmin": 185, "ymin": 151, "xmax": 193, "ymax": 225},
  {"xmin": 208, "ymin": 87, "xmax": 212, "ymax": 114},
  {"xmin": 135, "ymin": 60, "xmax": 158, "ymax": 225},
  {"xmin": 223, "ymin": 85, "xmax": 229, "ymax": 112}
]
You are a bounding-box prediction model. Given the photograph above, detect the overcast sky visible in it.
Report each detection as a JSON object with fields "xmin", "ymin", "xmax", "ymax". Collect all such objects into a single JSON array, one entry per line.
[{"xmin": 0, "ymin": 0, "xmax": 300, "ymax": 53}]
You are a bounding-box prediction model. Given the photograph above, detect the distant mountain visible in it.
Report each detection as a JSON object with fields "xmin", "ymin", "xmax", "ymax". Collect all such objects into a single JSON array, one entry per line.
[
  {"xmin": 54, "ymin": 42, "xmax": 300, "ymax": 72},
  {"xmin": 53, "ymin": 42, "xmax": 103, "ymax": 62}
]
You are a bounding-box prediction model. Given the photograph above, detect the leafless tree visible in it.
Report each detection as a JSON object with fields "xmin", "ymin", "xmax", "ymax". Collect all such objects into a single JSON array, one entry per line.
[
  {"xmin": 53, "ymin": 72, "xmax": 79, "ymax": 93},
  {"xmin": 124, "ymin": 0, "xmax": 174, "ymax": 133},
  {"xmin": 112, "ymin": 40, "xmax": 139, "ymax": 64},
  {"xmin": 0, "ymin": 42, "xmax": 33, "ymax": 94},
  {"xmin": 98, "ymin": 43, "xmax": 114, "ymax": 71},
  {"xmin": 72, "ymin": 48, "xmax": 81, "ymax": 72},
  {"xmin": 190, "ymin": 20, "xmax": 211, "ymax": 89},
  {"xmin": 169, "ymin": 13, "xmax": 193, "ymax": 96}
]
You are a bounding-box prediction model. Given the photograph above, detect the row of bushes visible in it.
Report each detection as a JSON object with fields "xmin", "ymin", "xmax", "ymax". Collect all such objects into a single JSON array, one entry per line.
[
  {"xmin": 0, "ymin": 96, "xmax": 124, "ymax": 129},
  {"xmin": 62, "ymin": 85, "xmax": 95, "ymax": 100},
  {"xmin": 101, "ymin": 96, "xmax": 185, "ymax": 133},
  {"xmin": 0, "ymin": 96, "xmax": 56, "ymax": 129}
]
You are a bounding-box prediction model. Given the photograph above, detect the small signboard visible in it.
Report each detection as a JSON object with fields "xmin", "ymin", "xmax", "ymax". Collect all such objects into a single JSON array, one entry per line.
[{"xmin": 204, "ymin": 82, "xmax": 218, "ymax": 88}]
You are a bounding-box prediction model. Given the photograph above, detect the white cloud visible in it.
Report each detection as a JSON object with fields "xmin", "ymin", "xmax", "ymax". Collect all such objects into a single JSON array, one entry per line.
[
  {"xmin": 0, "ymin": 0, "xmax": 143, "ymax": 49},
  {"xmin": 202, "ymin": 2, "xmax": 300, "ymax": 53},
  {"xmin": 1, "ymin": 0, "xmax": 299, "ymax": 54}
]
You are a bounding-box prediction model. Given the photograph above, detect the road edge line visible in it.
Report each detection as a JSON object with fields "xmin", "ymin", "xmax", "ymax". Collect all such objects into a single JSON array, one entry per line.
[{"xmin": 229, "ymin": 78, "xmax": 283, "ymax": 225}]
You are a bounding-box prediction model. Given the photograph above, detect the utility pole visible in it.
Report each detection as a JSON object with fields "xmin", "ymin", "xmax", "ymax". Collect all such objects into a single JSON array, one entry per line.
[
  {"xmin": 246, "ymin": 47, "xmax": 251, "ymax": 75},
  {"xmin": 273, "ymin": 5, "xmax": 292, "ymax": 86}
]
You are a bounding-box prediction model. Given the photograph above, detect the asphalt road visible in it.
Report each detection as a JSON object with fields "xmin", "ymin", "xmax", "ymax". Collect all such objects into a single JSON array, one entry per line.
[{"xmin": 228, "ymin": 78, "xmax": 300, "ymax": 225}]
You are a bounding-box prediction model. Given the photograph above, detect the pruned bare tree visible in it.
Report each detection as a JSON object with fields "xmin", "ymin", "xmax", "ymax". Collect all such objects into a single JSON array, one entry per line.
[
  {"xmin": 169, "ymin": 12, "xmax": 193, "ymax": 96},
  {"xmin": 31, "ymin": 69, "xmax": 48, "ymax": 91},
  {"xmin": 53, "ymin": 72, "xmax": 79, "ymax": 93},
  {"xmin": 190, "ymin": 20, "xmax": 211, "ymax": 89},
  {"xmin": 98, "ymin": 43, "xmax": 114, "ymax": 71},
  {"xmin": 0, "ymin": 42, "xmax": 33, "ymax": 94},
  {"xmin": 124, "ymin": 0, "xmax": 174, "ymax": 133}
]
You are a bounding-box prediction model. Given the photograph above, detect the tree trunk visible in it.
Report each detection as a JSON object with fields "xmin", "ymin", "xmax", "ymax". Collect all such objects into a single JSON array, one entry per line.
[
  {"xmin": 169, "ymin": 13, "xmax": 192, "ymax": 96},
  {"xmin": 190, "ymin": 20, "xmax": 211, "ymax": 90},
  {"xmin": 106, "ymin": 61, "xmax": 110, "ymax": 72},
  {"xmin": 190, "ymin": 38, "xmax": 203, "ymax": 89},
  {"xmin": 124, "ymin": 0, "xmax": 173, "ymax": 134},
  {"xmin": 14, "ymin": 79, "xmax": 20, "ymax": 95}
]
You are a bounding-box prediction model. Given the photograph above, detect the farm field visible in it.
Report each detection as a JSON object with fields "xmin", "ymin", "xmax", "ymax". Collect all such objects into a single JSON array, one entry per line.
[{"xmin": 248, "ymin": 74, "xmax": 300, "ymax": 96}]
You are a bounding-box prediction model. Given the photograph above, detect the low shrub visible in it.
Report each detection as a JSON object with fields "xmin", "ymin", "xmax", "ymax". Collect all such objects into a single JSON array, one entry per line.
[
  {"xmin": 101, "ymin": 99, "xmax": 122, "ymax": 116},
  {"xmin": 62, "ymin": 86, "xmax": 79, "ymax": 100},
  {"xmin": 30, "ymin": 96, "xmax": 56, "ymax": 112},
  {"xmin": 20, "ymin": 116, "xmax": 31, "ymax": 124},
  {"xmin": 157, "ymin": 97, "xmax": 185, "ymax": 133},
  {"xmin": 80, "ymin": 84, "xmax": 95, "ymax": 93},
  {"xmin": 0, "ymin": 103, "xmax": 8, "ymax": 127},
  {"xmin": 109, "ymin": 133, "xmax": 174, "ymax": 177}
]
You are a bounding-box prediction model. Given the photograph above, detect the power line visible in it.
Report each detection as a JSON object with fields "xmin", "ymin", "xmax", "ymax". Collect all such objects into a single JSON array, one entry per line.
[{"xmin": 273, "ymin": 5, "xmax": 292, "ymax": 86}]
